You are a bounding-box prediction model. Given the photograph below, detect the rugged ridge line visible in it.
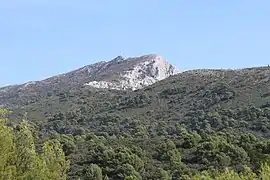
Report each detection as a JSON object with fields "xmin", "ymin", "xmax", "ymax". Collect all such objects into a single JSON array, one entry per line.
[
  {"xmin": 0, "ymin": 54, "xmax": 179, "ymax": 106},
  {"xmin": 85, "ymin": 54, "xmax": 179, "ymax": 90}
]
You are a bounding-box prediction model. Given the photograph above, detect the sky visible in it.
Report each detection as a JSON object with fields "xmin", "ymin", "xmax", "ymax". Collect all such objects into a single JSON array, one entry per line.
[{"xmin": 0, "ymin": 0, "xmax": 269, "ymax": 87}]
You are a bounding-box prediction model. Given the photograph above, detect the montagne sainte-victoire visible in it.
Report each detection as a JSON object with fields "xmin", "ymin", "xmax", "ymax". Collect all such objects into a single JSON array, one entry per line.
[
  {"xmin": 0, "ymin": 54, "xmax": 179, "ymax": 107},
  {"xmin": 1, "ymin": 54, "xmax": 270, "ymax": 180}
]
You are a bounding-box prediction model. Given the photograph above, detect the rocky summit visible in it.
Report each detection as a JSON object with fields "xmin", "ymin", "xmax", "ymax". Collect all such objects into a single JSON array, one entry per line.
[
  {"xmin": 0, "ymin": 54, "xmax": 179, "ymax": 106},
  {"xmin": 85, "ymin": 54, "xmax": 179, "ymax": 90}
]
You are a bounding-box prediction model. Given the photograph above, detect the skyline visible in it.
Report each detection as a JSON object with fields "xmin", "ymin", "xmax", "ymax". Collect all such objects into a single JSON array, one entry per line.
[
  {"xmin": 1, "ymin": 1, "xmax": 269, "ymax": 86},
  {"xmin": 0, "ymin": 52, "xmax": 268, "ymax": 87}
]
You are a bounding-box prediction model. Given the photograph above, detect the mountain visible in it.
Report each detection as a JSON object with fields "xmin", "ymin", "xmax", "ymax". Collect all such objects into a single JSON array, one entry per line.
[
  {"xmin": 0, "ymin": 54, "xmax": 179, "ymax": 107},
  {"xmin": 17, "ymin": 66, "xmax": 270, "ymax": 135},
  {"xmin": 3, "ymin": 63, "xmax": 270, "ymax": 179},
  {"xmin": 85, "ymin": 54, "xmax": 179, "ymax": 90}
]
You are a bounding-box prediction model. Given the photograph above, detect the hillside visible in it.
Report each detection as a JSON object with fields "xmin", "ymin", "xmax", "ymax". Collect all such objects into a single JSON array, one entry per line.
[
  {"xmin": 3, "ymin": 64, "xmax": 270, "ymax": 179},
  {"xmin": 14, "ymin": 66, "xmax": 270, "ymax": 134}
]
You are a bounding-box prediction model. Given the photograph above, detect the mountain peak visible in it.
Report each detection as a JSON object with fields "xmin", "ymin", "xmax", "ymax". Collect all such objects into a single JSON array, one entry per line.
[
  {"xmin": 111, "ymin": 56, "xmax": 125, "ymax": 63},
  {"xmin": 0, "ymin": 54, "xmax": 179, "ymax": 106},
  {"xmin": 140, "ymin": 53, "xmax": 161, "ymax": 58},
  {"xmin": 85, "ymin": 54, "xmax": 179, "ymax": 90}
]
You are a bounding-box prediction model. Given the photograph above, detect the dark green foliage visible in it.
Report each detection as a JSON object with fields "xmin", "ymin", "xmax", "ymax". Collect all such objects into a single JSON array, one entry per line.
[
  {"xmin": 4, "ymin": 67, "xmax": 270, "ymax": 179},
  {"xmin": 0, "ymin": 110, "xmax": 70, "ymax": 180}
]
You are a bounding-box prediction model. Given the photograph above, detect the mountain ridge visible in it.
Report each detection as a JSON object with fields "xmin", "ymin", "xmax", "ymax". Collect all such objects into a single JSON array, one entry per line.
[{"xmin": 0, "ymin": 54, "xmax": 179, "ymax": 107}]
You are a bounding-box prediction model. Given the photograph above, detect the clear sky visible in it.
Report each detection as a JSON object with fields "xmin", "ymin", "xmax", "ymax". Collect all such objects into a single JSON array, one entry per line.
[{"xmin": 0, "ymin": 0, "xmax": 269, "ymax": 87}]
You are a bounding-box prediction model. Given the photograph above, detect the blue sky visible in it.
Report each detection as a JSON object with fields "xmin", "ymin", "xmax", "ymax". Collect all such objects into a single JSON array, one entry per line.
[{"xmin": 0, "ymin": 0, "xmax": 269, "ymax": 87}]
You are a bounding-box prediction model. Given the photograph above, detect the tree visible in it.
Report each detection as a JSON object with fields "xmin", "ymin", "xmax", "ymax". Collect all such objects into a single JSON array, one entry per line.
[
  {"xmin": 0, "ymin": 110, "xmax": 15, "ymax": 179},
  {"xmin": 0, "ymin": 109, "xmax": 70, "ymax": 180},
  {"xmin": 261, "ymin": 163, "xmax": 270, "ymax": 180},
  {"xmin": 41, "ymin": 140, "xmax": 70, "ymax": 180},
  {"xmin": 84, "ymin": 164, "xmax": 103, "ymax": 180},
  {"xmin": 14, "ymin": 120, "xmax": 39, "ymax": 179},
  {"xmin": 154, "ymin": 168, "xmax": 171, "ymax": 180},
  {"xmin": 120, "ymin": 164, "xmax": 142, "ymax": 180}
]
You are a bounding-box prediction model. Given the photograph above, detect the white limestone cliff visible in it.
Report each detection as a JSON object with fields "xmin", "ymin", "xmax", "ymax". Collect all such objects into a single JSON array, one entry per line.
[{"xmin": 85, "ymin": 54, "xmax": 179, "ymax": 90}]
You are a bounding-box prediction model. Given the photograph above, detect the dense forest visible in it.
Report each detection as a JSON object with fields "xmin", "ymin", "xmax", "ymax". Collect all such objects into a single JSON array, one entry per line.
[{"xmin": 2, "ymin": 67, "xmax": 270, "ymax": 179}]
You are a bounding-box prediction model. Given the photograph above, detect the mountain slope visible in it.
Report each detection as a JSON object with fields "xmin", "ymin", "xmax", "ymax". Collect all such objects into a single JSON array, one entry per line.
[
  {"xmin": 6, "ymin": 65, "xmax": 270, "ymax": 180},
  {"xmin": 0, "ymin": 54, "xmax": 179, "ymax": 107},
  {"xmin": 12, "ymin": 66, "xmax": 270, "ymax": 135}
]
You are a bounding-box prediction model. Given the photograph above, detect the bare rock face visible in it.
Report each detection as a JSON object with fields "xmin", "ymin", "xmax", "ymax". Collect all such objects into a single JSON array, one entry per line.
[
  {"xmin": 0, "ymin": 54, "xmax": 179, "ymax": 106},
  {"xmin": 85, "ymin": 54, "xmax": 179, "ymax": 90}
]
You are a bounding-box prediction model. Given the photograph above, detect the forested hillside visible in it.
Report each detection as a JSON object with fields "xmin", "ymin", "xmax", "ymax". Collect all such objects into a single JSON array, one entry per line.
[
  {"xmin": 3, "ymin": 66, "xmax": 270, "ymax": 179},
  {"xmin": 0, "ymin": 109, "xmax": 69, "ymax": 180}
]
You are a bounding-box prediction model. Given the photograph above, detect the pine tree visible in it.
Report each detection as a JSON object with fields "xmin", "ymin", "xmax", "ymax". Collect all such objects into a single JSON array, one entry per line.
[
  {"xmin": 41, "ymin": 140, "xmax": 70, "ymax": 180},
  {"xmin": 0, "ymin": 109, "xmax": 70, "ymax": 180}
]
